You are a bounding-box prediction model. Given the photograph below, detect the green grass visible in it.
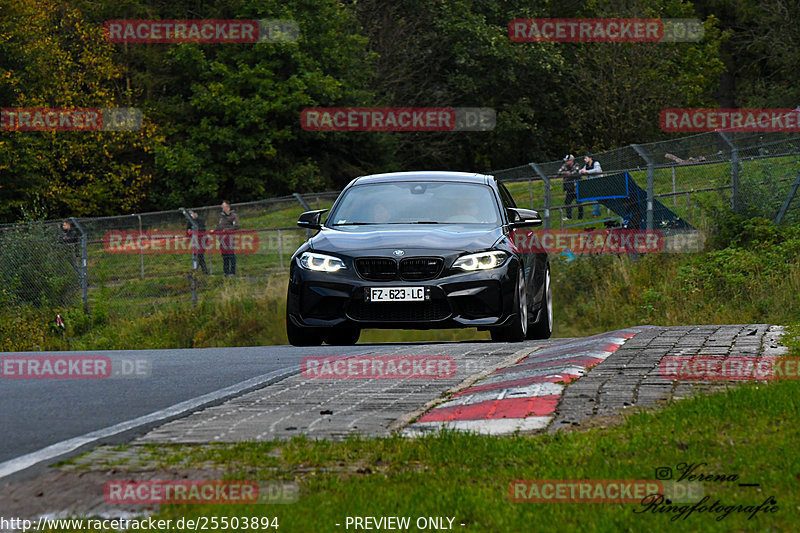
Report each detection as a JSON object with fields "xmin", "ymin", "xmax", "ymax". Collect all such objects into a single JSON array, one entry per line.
[
  {"xmin": 26, "ymin": 276, "xmax": 488, "ymax": 350},
  {"xmin": 160, "ymin": 379, "xmax": 800, "ymax": 531},
  {"xmin": 7, "ymin": 214, "xmax": 800, "ymax": 350},
  {"xmin": 504, "ymin": 154, "xmax": 800, "ymax": 228},
  {"xmin": 54, "ymin": 348, "xmax": 800, "ymax": 532},
  {"xmin": 85, "ymin": 154, "xmax": 799, "ymax": 287},
  {"xmin": 551, "ymin": 215, "xmax": 800, "ymax": 337}
]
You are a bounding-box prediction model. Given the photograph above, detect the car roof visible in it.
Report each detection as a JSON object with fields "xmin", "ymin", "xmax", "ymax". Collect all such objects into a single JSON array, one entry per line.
[{"xmin": 351, "ymin": 171, "xmax": 493, "ymax": 186}]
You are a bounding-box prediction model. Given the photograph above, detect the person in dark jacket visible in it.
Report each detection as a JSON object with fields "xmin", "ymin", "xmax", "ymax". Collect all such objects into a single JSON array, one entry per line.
[
  {"xmin": 61, "ymin": 220, "xmax": 79, "ymax": 245},
  {"xmin": 186, "ymin": 211, "xmax": 209, "ymax": 274},
  {"xmin": 558, "ymin": 154, "xmax": 582, "ymax": 220},
  {"xmin": 61, "ymin": 220, "xmax": 80, "ymax": 268},
  {"xmin": 215, "ymin": 200, "xmax": 239, "ymax": 276}
]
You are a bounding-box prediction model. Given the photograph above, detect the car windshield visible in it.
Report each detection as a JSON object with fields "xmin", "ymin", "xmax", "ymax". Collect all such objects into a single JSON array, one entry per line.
[{"xmin": 328, "ymin": 181, "xmax": 500, "ymax": 226}]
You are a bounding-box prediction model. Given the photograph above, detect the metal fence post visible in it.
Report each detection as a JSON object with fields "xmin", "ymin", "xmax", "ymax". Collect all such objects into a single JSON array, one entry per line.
[
  {"xmin": 277, "ymin": 229, "xmax": 284, "ymax": 269},
  {"xmin": 136, "ymin": 213, "xmax": 144, "ymax": 279},
  {"xmin": 631, "ymin": 144, "xmax": 654, "ymax": 230},
  {"xmin": 528, "ymin": 177, "xmax": 533, "ymax": 209},
  {"xmin": 672, "ymin": 167, "xmax": 677, "ymax": 208},
  {"xmin": 70, "ymin": 217, "xmax": 89, "ymax": 314},
  {"xmin": 179, "ymin": 208, "xmax": 198, "ymax": 308},
  {"xmin": 529, "ymin": 163, "xmax": 550, "ymax": 229},
  {"xmin": 719, "ymin": 132, "xmax": 739, "ymax": 213},
  {"xmin": 775, "ymin": 171, "xmax": 800, "ymax": 224}
]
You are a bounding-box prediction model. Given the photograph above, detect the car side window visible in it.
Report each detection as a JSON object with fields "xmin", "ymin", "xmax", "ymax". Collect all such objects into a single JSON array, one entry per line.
[{"xmin": 497, "ymin": 182, "xmax": 517, "ymax": 209}]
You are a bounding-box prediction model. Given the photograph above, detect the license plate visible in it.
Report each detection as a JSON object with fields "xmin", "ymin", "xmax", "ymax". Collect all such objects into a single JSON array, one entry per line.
[{"xmin": 368, "ymin": 287, "xmax": 425, "ymax": 302}]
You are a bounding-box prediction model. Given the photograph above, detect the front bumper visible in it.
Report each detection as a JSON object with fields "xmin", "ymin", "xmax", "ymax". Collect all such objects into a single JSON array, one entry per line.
[{"xmin": 287, "ymin": 261, "xmax": 523, "ymax": 330}]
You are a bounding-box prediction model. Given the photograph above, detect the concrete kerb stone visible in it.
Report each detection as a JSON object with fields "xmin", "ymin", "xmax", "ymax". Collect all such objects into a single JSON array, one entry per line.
[
  {"xmin": 401, "ymin": 328, "xmax": 648, "ymax": 436},
  {"xmin": 387, "ymin": 345, "xmax": 537, "ymax": 434}
]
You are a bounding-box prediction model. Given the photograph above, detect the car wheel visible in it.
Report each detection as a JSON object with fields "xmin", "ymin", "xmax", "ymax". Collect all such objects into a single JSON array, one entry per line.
[
  {"xmin": 527, "ymin": 265, "xmax": 552, "ymax": 340},
  {"xmin": 324, "ymin": 327, "xmax": 361, "ymax": 346},
  {"xmin": 286, "ymin": 307, "xmax": 322, "ymax": 346},
  {"xmin": 490, "ymin": 266, "xmax": 528, "ymax": 342}
]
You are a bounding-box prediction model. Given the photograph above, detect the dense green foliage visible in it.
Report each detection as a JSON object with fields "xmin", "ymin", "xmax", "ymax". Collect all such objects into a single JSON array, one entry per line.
[
  {"xmin": 4, "ymin": 0, "xmax": 781, "ymax": 223},
  {"xmin": 0, "ymin": 0, "xmax": 160, "ymax": 220},
  {"xmin": 554, "ymin": 212, "xmax": 800, "ymax": 337}
]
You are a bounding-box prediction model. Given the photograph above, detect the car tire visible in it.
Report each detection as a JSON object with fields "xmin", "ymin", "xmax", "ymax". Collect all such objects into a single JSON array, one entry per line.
[
  {"xmin": 286, "ymin": 308, "xmax": 323, "ymax": 346},
  {"xmin": 324, "ymin": 327, "xmax": 361, "ymax": 346},
  {"xmin": 490, "ymin": 265, "xmax": 528, "ymax": 342},
  {"xmin": 527, "ymin": 265, "xmax": 552, "ymax": 340}
]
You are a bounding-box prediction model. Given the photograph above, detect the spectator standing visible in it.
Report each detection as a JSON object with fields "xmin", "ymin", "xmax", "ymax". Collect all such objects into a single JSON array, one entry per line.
[
  {"xmin": 61, "ymin": 220, "xmax": 79, "ymax": 245},
  {"xmin": 186, "ymin": 210, "xmax": 209, "ymax": 274},
  {"xmin": 580, "ymin": 154, "xmax": 604, "ymax": 218},
  {"xmin": 61, "ymin": 220, "xmax": 80, "ymax": 267},
  {"xmin": 558, "ymin": 154, "xmax": 582, "ymax": 220},
  {"xmin": 580, "ymin": 153, "xmax": 603, "ymax": 177},
  {"xmin": 215, "ymin": 200, "xmax": 239, "ymax": 276}
]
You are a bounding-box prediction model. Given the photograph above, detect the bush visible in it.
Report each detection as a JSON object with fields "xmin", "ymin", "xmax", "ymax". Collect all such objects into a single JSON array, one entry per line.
[{"xmin": 0, "ymin": 221, "xmax": 81, "ymax": 307}]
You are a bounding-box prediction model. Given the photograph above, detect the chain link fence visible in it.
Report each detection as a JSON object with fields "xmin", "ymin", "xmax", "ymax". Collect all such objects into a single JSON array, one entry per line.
[
  {"xmin": 0, "ymin": 220, "xmax": 82, "ymax": 308},
  {"xmin": 495, "ymin": 131, "xmax": 800, "ymax": 234},
  {"xmin": 2, "ymin": 130, "xmax": 799, "ymax": 314},
  {"xmin": 0, "ymin": 193, "xmax": 338, "ymax": 314}
]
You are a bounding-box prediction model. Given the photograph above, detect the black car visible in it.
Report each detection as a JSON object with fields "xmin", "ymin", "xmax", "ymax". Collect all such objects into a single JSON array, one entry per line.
[{"xmin": 286, "ymin": 171, "xmax": 552, "ymax": 346}]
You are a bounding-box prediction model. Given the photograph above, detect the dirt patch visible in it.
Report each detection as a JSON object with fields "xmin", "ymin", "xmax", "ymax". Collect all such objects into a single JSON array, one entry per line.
[{"xmin": 0, "ymin": 465, "xmax": 225, "ymax": 520}]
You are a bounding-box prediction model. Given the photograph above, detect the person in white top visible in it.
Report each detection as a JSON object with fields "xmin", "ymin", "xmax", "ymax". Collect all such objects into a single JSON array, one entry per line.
[
  {"xmin": 580, "ymin": 153, "xmax": 603, "ymax": 176},
  {"xmin": 580, "ymin": 154, "xmax": 603, "ymax": 217}
]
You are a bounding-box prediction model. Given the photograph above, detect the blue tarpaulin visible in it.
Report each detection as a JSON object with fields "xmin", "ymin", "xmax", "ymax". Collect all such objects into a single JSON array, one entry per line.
[{"xmin": 576, "ymin": 171, "xmax": 693, "ymax": 230}]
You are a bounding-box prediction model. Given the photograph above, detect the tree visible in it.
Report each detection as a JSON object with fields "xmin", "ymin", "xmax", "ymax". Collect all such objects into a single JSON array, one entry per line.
[
  {"xmin": 0, "ymin": 0, "xmax": 159, "ymax": 222},
  {"xmin": 349, "ymin": 0, "xmax": 567, "ymax": 170},
  {"xmin": 75, "ymin": 0, "xmax": 393, "ymax": 206},
  {"xmin": 694, "ymin": 0, "xmax": 800, "ymax": 107},
  {"xmin": 555, "ymin": 0, "xmax": 726, "ymax": 153}
]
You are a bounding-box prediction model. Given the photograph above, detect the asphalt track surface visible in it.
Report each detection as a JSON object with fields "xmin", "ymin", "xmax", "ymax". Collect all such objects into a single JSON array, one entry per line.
[
  {"xmin": 0, "ymin": 326, "xmax": 787, "ymax": 520},
  {"xmin": 1, "ymin": 326, "xmax": 784, "ymax": 484},
  {"xmin": 1, "ymin": 340, "xmax": 548, "ymax": 470},
  {"xmin": 0, "ymin": 345, "xmax": 390, "ymax": 464}
]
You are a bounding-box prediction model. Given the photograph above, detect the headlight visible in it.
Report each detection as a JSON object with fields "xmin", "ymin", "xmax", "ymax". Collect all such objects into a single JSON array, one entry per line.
[
  {"xmin": 298, "ymin": 252, "xmax": 347, "ymax": 272},
  {"xmin": 452, "ymin": 251, "xmax": 508, "ymax": 271}
]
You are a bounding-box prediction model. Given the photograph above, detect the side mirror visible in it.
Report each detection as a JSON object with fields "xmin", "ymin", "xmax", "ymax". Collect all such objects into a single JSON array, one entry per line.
[
  {"xmin": 297, "ymin": 209, "xmax": 328, "ymax": 230},
  {"xmin": 507, "ymin": 208, "xmax": 542, "ymax": 228}
]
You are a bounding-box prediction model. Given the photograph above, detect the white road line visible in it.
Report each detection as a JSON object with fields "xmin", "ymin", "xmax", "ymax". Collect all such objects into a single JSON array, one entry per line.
[{"xmin": 0, "ymin": 366, "xmax": 298, "ymax": 480}]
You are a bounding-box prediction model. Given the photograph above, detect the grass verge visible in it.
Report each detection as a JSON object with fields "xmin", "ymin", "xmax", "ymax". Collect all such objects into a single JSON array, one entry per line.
[{"xmin": 56, "ymin": 355, "xmax": 800, "ymax": 532}]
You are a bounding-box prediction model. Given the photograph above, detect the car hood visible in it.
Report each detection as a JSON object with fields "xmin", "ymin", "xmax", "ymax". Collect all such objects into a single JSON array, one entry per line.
[{"xmin": 310, "ymin": 225, "xmax": 503, "ymax": 255}]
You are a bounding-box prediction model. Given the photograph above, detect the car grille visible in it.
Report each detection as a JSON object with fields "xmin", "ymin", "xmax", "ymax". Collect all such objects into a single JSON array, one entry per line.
[
  {"xmin": 347, "ymin": 300, "xmax": 451, "ymax": 322},
  {"xmin": 399, "ymin": 257, "xmax": 443, "ymax": 281},
  {"xmin": 355, "ymin": 258, "xmax": 397, "ymax": 281}
]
